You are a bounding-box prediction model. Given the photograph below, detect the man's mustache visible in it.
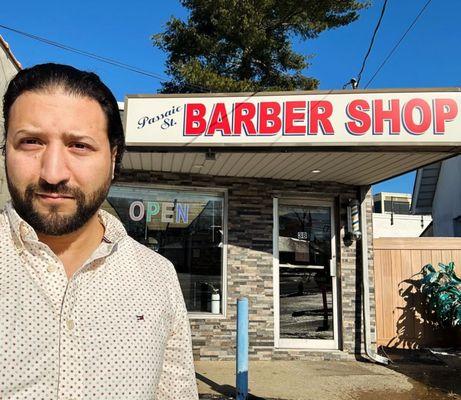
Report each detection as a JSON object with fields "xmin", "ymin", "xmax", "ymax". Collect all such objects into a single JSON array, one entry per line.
[{"xmin": 26, "ymin": 180, "xmax": 83, "ymax": 198}]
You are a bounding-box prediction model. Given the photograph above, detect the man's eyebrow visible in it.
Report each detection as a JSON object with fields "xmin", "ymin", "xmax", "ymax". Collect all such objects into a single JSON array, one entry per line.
[
  {"xmin": 12, "ymin": 128, "xmax": 41, "ymax": 136},
  {"xmin": 63, "ymin": 132, "xmax": 97, "ymax": 143},
  {"xmin": 12, "ymin": 130, "xmax": 98, "ymax": 145}
]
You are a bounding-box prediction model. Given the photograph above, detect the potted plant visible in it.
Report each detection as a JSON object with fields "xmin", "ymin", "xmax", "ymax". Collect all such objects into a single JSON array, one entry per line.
[{"xmin": 419, "ymin": 262, "xmax": 461, "ymax": 329}]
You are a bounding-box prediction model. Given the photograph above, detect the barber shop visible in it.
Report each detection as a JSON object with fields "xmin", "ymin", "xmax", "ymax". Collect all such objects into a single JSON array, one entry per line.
[{"xmin": 103, "ymin": 89, "xmax": 460, "ymax": 360}]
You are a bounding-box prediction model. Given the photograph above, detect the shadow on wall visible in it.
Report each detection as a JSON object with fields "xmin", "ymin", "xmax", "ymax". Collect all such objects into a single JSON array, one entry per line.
[
  {"xmin": 385, "ymin": 276, "xmax": 461, "ymax": 349},
  {"xmin": 378, "ymin": 275, "xmax": 461, "ymax": 397}
]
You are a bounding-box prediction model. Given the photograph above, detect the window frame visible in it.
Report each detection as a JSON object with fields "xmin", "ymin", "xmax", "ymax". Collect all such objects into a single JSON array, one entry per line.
[{"xmin": 109, "ymin": 182, "xmax": 228, "ymax": 319}]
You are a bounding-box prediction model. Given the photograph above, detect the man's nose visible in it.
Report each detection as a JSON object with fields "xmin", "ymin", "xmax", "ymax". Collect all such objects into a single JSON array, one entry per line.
[{"xmin": 40, "ymin": 144, "xmax": 72, "ymax": 185}]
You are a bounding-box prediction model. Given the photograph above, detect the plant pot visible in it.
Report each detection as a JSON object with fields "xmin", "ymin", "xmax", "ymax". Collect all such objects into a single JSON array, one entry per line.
[{"xmin": 211, "ymin": 293, "xmax": 220, "ymax": 314}]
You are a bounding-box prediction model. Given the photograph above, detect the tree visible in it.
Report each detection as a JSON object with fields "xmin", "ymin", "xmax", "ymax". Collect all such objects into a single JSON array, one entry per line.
[{"xmin": 153, "ymin": 0, "xmax": 368, "ymax": 93}]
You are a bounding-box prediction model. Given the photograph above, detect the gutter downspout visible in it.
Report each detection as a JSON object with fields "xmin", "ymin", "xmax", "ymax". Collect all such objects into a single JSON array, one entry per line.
[{"xmin": 360, "ymin": 186, "xmax": 389, "ymax": 365}]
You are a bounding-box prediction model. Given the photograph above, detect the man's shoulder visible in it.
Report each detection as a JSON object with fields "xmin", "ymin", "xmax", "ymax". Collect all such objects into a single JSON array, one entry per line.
[
  {"xmin": 0, "ymin": 207, "xmax": 12, "ymax": 238},
  {"xmin": 0, "ymin": 208, "xmax": 15, "ymax": 264}
]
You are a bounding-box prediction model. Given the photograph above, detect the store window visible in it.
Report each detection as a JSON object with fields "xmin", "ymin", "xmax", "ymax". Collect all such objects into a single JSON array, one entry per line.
[
  {"xmin": 104, "ymin": 185, "xmax": 225, "ymax": 314},
  {"xmin": 373, "ymin": 201, "xmax": 382, "ymax": 213},
  {"xmin": 383, "ymin": 199, "xmax": 410, "ymax": 214}
]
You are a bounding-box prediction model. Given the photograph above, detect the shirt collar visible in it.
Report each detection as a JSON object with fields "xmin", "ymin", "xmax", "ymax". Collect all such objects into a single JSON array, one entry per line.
[
  {"xmin": 5, "ymin": 201, "xmax": 127, "ymax": 246},
  {"xmin": 97, "ymin": 208, "xmax": 127, "ymax": 244}
]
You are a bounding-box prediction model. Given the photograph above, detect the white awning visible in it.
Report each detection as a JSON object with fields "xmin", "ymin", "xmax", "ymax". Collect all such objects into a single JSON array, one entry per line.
[
  {"xmin": 122, "ymin": 150, "xmax": 452, "ymax": 186},
  {"xmin": 122, "ymin": 88, "xmax": 461, "ymax": 185}
]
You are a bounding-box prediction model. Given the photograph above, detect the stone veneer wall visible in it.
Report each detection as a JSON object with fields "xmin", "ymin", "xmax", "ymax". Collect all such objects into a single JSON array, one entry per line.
[{"xmin": 118, "ymin": 170, "xmax": 376, "ymax": 361}]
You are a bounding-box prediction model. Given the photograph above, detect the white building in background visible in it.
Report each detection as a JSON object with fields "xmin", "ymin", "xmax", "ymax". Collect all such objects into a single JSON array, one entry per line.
[
  {"xmin": 372, "ymin": 192, "xmax": 432, "ymax": 238},
  {"xmin": 412, "ymin": 156, "xmax": 461, "ymax": 237},
  {"xmin": 0, "ymin": 35, "xmax": 21, "ymax": 208}
]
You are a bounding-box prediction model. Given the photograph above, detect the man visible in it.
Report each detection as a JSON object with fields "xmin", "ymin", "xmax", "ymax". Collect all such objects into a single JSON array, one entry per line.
[{"xmin": 0, "ymin": 63, "xmax": 199, "ymax": 400}]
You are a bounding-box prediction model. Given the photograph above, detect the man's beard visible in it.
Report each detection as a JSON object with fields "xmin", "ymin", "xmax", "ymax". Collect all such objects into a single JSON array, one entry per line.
[{"xmin": 6, "ymin": 175, "xmax": 111, "ymax": 236}]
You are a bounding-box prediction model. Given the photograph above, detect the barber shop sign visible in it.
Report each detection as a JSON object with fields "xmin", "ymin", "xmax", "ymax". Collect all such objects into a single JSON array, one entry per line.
[{"xmin": 124, "ymin": 90, "xmax": 461, "ymax": 147}]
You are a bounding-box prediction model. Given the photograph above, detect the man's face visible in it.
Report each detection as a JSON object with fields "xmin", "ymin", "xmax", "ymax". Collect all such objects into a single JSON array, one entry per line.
[{"xmin": 5, "ymin": 88, "xmax": 116, "ymax": 236}]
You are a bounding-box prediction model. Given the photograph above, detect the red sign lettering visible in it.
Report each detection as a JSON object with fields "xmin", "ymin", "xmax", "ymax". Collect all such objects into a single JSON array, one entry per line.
[
  {"xmin": 184, "ymin": 103, "xmax": 206, "ymax": 135},
  {"xmin": 234, "ymin": 102, "xmax": 257, "ymax": 135},
  {"xmin": 373, "ymin": 99, "xmax": 400, "ymax": 134},
  {"xmin": 346, "ymin": 99, "xmax": 371, "ymax": 135},
  {"xmin": 403, "ymin": 98, "xmax": 432, "ymax": 134},
  {"xmin": 206, "ymin": 103, "xmax": 231, "ymax": 135},
  {"xmin": 259, "ymin": 102, "xmax": 281, "ymax": 135},
  {"xmin": 284, "ymin": 101, "xmax": 306, "ymax": 135},
  {"xmin": 309, "ymin": 101, "xmax": 334, "ymax": 134},
  {"xmin": 434, "ymin": 98, "xmax": 458, "ymax": 134}
]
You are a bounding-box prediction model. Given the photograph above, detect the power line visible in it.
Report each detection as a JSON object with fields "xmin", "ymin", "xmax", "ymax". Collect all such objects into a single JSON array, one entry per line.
[
  {"xmin": 356, "ymin": 0, "xmax": 388, "ymax": 88},
  {"xmin": 364, "ymin": 0, "xmax": 433, "ymax": 89},
  {"xmin": 0, "ymin": 23, "xmax": 211, "ymax": 93}
]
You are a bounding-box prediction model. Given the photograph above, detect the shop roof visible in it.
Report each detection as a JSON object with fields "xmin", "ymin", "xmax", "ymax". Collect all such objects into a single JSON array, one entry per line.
[
  {"xmin": 0, "ymin": 35, "xmax": 22, "ymax": 71},
  {"xmin": 411, "ymin": 161, "xmax": 442, "ymax": 214}
]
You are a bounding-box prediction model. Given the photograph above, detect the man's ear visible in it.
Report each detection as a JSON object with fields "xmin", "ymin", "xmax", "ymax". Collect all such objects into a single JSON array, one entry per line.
[{"xmin": 111, "ymin": 148, "xmax": 117, "ymax": 180}]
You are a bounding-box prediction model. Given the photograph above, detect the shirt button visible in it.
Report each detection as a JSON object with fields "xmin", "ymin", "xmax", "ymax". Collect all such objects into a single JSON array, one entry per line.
[
  {"xmin": 20, "ymin": 224, "xmax": 28, "ymax": 237},
  {"xmin": 47, "ymin": 264, "xmax": 58, "ymax": 273},
  {"xmin": 66, "ymin": 319, "xmax": 75, "ymax": 331}
]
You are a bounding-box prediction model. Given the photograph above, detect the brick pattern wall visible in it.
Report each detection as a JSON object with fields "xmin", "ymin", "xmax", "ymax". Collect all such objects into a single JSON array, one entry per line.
[{"xmin": 117, "ymin": 170, "xmax": 376, "ymax": 361}]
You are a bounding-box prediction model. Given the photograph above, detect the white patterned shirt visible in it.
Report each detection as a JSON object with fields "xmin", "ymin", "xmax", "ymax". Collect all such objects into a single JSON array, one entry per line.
[{"xmin": 0, "ymin": 202, "xmax": 198, "ymax": 400}]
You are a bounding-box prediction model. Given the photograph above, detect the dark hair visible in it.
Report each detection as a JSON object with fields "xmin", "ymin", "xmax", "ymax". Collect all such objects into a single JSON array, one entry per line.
[{"xmin": 2, "ymin": 63, "xmax": 125, "ymax": 178}]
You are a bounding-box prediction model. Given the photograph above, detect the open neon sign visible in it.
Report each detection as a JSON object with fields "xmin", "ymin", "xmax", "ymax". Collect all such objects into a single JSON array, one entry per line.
[{"xmin": 129, "ymin": 201, "xmax": 190, "ymax": 224}]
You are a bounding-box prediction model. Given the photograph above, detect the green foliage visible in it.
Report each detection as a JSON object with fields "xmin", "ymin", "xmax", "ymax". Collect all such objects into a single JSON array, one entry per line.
[
  {"xmin": 419, "ymin": 262, "xmax": 461, "ymax": 328},
  {"xmin": 153, "ymin": 0, "xmax": 368, "ymax": 93}
]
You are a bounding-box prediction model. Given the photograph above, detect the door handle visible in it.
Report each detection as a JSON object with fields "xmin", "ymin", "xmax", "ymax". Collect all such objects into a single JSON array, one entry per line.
[{"xmin": 330, "ymin": 257, "xmax": 337, "ymax": 277}]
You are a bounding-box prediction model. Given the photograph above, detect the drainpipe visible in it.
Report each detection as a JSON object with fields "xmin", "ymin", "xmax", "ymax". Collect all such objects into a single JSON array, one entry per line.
[{"xmin": 360, "ymin": 186, "xmax": 389, "ymax": 365}]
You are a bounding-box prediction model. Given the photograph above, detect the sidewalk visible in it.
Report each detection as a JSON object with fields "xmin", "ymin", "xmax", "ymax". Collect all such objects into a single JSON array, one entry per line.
[{"xmin": 195, "ymin": 356, "xmax": 461, "ymax": 400}]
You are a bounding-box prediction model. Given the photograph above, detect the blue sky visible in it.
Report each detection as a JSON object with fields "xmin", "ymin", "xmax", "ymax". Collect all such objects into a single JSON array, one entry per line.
[{"xmin": 2, "ymin": 0, "xmax": 460, "ymax": 194}]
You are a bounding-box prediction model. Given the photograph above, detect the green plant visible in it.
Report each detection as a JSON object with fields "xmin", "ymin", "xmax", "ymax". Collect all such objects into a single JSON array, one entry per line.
[
  {"xmin": 153, "ymin": 0, "xmax": 368, "ymax": 93},
  {"xmin": 419, "ymin": 262, "xmax": 461, "ymax": 328},
  {"xmin": 201, "ymin": 281, "xmax": 219, "ymax": 294}
]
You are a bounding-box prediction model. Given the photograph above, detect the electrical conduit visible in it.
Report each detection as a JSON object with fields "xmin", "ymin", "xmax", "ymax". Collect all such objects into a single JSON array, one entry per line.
[{"xmin": 360, "ymin": 186, "xmax": 389, "ymax": 365}]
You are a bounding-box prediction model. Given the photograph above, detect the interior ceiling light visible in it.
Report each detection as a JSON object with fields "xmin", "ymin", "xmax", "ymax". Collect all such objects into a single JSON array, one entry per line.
[{"xmin": 311, "ymin": 169, "xmax": 321, "ymax": 173}]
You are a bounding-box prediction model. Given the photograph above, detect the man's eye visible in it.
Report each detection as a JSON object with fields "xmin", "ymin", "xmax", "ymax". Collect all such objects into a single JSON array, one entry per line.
[
  {"xmin": 70, "ymin": 142, "xmax": 91, "ymax": 151},
  {"xmin": 20, "ymin": 138, "xmax": 41, "ymax": 146}
]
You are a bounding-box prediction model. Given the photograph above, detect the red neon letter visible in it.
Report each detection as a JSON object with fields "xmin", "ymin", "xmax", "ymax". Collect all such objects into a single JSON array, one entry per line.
[
  {"xmin": 346, "ymin": 99, "xmax": 371, "ymax": 135},
  {"xmin": 206, "ymin": 103, "xmax": 231, "ymax": 135},
  {"xmin": 184, "ymin": 103, "xmax": 206, "ymax": 135},
  {"xmin": 434, "ymin": 98, "xmax": 458, "ymax": 134},
  {"xmin": 259, "ymin": 102, "xmax": 281, "ymax": 135},
  {"xmin": 403, "ymin": 98, "xmax": 432, "ymax": 134},
  {"xmin": 284, "ymin": 101, "xmax": 306, "ymax": 135},
  {"xmin": 309, "ymin": 101, "xmax": 334, "ymax": 134},
  {"xmin": 373, "ymin": 99, "xmax": 401, "ymax": 134},
  {"xmin": 234, "ymin": 102, "xmax": 256, "ymax": 135}
]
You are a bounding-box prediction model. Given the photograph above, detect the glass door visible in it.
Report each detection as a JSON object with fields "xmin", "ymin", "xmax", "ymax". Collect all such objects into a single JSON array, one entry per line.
[{"xmin": 274, "ymin": 199, "xmax": 338, "ymax": 349}]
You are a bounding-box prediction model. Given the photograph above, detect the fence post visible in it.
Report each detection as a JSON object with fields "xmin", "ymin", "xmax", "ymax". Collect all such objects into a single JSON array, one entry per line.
[{"xmin": 236, "ymin": 297, "xmax": 248, "ymax": 400}]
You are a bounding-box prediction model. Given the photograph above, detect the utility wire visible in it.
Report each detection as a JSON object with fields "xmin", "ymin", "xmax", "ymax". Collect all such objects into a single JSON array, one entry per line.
[
  {"xmin": 0, "ymin": 23, "xmax": 211, "ymax": 93},
  {"xmin": 356, "ymin": 0, "xmax": 388, "ymax": 88},
  {"xmin": 364, "ymin": 0, "xmax": 433, "ymax": 88}
]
